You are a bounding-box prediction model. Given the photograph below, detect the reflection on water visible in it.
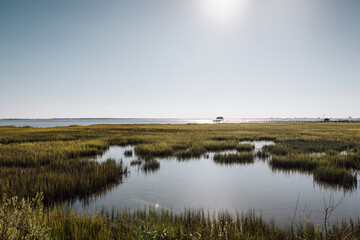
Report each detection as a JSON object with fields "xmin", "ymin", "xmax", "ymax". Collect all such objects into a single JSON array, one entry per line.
[{"xmin": 72, "ymin": 141, "xmax": 360, "ymax": 225}]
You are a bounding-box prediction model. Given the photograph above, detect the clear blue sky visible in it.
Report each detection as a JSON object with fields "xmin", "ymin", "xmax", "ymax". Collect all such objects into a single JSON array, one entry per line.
[{"xmin": 1, "ymin": 0, "xmax": 359, "ymax": 118}]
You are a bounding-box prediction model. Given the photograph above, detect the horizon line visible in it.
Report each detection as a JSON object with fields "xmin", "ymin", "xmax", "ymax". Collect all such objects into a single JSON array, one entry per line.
[{"xmin": 1, "ymin": 117, "xmax": 359, "ymax": 120}]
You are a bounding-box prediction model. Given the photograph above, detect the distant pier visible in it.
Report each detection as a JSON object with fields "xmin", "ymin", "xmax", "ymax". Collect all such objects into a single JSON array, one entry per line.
[{"xmin": 212, "ymin": 119, "xmax": 360, "ymax": 124}]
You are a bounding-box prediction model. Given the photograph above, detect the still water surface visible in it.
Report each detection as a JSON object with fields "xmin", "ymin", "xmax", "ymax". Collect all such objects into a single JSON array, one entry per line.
[
  {"xmin": 0, "ymin": 118, "xmax": 341, "ymax": 127},
  {"xmin": 71, "ymin": 141, "xmax": 360, "ymax": 225}
]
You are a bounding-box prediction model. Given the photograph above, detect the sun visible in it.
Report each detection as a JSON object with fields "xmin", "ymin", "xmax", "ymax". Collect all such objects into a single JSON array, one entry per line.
[{"xmin": 203, "ymin": 0, "xmax": 244, "ymax": 22}]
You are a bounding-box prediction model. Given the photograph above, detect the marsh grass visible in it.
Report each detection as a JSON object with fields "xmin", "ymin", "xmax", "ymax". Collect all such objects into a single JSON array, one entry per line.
[
  {"xmin": 130, "ymin": 159, "xmax": 143, "ymax": 166},
  {"xmin": 135, "ymin": 143, "xmax": 175, "ymax": 159},
  {"xmin": 142, "ymin": 160, "xmax": 160, "ymax": 174},
  {"xmin": 124, "ymin": 150, "xmax": 133, "ymax": 157},
  {"xmin": 270, "ymin": 153, "xmax": 359, "ymax": 188},
  {"xmin": 134, "ymin": 140, "xmax": 240, "ymax": 160},
  {"xmin": 265, "ymin": 140, "xmax": 358, "ymax": 155},
  {"xmin": 236, "ymin": 143, "xmax": 255, "ymax": 152},
  {"xmin": 213, "ymin": 152, "xmax": 254, "ymax": 165},
  {"xmin": 1, "ymin": 193, "xmax": 359, "ymax": 240},
  {"xmin": 0, "ymin": 139, "xmax": 108, "ymax": 167},
  {"xmin": 45, "ymin": 204, "xmax": 360, "ymax": 239},
  {"xmin": 314, "ymin": 166, "xmax": 357, "ymax": 189},
  {"xmin": 1, "ymin": 124, "xmax": 360, "ymax": 238},
  {"xmin": 0, "ymin": 193, "xmax": 51, "ymax": 239},
  {"xmin": 255, "ymin": 151, "xmax": 271, "ymax": 159},
  {"xmin": 202, "ymin": 140, "xmax": 238, "ymax": 151},
  {"xmin": 0, "ymin": 123, "xmax": 359, "ymax": 198},
  {"xmin": 0, "ymin": 159, "xmax": 126, "ymax": 204}
]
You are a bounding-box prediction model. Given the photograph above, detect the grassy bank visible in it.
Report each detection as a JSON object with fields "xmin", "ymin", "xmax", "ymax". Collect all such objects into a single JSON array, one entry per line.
[
  {"xmin": 213, "ymin": 152, "xmax": 254, "ymax": 165},
  {"xmin": 0, "ymin": 159, "xmax": 126, "ymax": 204},
  {"xmin": 268, "ymin": 150, "xmax": 359, "ymax": 188},
  {"xmin": 2, "ymin": 194, "xmax": 360, "ymax": 240}
]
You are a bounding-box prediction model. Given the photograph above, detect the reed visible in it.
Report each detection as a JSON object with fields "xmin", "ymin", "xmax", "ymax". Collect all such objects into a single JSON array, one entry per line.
[
  {"xmin": 1, "ymin": 123, "xmax": 360, "ymax": 237},
  {"xmin": 255, "ymin": 151, "xmax": 271, "ymax": 159},
  {"xmin": 2, "ymin": 194, "xmax": 359, "ymax": 240},
  {"xmin": 270, "ymin": 153, "xmax": 359, "ymax": 188},
  {"xmin": 236, "ymin": 143, "xmax": 255, "ymax": 152},
  {"xmin": 314, "ymin": 166, "xmax": 357, "ymax": 189},
  {"xmin": 270, "ymin": 154, "xmax": 319, "ymax": 171},
  {"xmin": 130, "ymin": 159, "xmax": 143, "ymax": 166},
  {"xmin": 135, "ymin": 143, "xmax": 175, "ymax": 159},
  {"xmin": 124, "ymin": 150, "xmax": 133, "ymax": 157},
  {"xmin": 1, "ymin": 123, "xmax": 359, "ymax": 195},
  {"xmin": 213, "ymin": 152, "xmax": 254, "ymax": 165},
  {"xmin": 0, "ymin": 139, "xmax": 109, "ymax": 167},
  {"xmin": 142, "ymin": 159, "xmax": 160, "ymax": 173},
  {"xmin": 202, "ymin": 140, "xmax": 238, "ymax": 151},
  {"xmin": 0, "ymin": 159, "xmax": 126, "ymax": 204}
]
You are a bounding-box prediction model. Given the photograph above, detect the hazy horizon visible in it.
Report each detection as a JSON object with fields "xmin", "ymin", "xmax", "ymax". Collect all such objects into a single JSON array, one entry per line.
[
  {"xmin": 1, "ymin": 116, "xmax": 358, "ymax": 120},
  {"xmin": 1, "ymin": 0, "xmax": 359, "ymax": 119}
]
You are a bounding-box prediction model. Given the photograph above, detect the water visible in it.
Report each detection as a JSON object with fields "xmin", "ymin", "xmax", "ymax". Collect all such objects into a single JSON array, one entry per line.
[
  {"xmin": 1, "ymin": 117, "xmax": 357, "ymax": 127},
  {"xmin": 0, "ymin": 118, "xmax": 212, "ymax": 127},
  {"xmin": 71, "ymin": 141, "xmax": 360, "ymax": 226}
]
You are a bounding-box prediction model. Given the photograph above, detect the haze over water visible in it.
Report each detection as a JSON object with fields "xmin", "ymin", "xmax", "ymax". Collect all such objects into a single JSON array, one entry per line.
[{"xmin": 1, "ymin": 117, "xmax": 359, "ymax": 128}]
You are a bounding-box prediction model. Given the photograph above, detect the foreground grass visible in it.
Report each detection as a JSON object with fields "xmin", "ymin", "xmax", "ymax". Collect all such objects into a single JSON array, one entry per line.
[{"xmin": 2, "ymin": 194, "xmax": 360, "ymax": 240}]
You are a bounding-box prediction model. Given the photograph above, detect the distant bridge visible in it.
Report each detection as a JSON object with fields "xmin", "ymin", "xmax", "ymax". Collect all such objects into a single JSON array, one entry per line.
[{"xmin": 213, "ymin": 119, "xmax": 360, "ymax": 124}]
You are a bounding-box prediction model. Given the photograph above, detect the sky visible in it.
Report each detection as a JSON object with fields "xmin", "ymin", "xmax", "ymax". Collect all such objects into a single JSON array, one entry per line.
[{"xmin": 0, "ymin": 0, "xmax": 359, "ymax": 118}]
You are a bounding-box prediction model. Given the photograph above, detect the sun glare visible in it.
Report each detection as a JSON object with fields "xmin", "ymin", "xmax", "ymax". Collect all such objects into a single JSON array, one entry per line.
[{"xmin": 203, "ymin": 0, "xmax": 244, "ymax": 22}]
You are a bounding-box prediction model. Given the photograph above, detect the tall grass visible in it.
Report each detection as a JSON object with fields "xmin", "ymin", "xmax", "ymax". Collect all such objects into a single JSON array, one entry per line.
[
  {"xmin": 314, "ymin": 166, "xmax": 357, "ymax": 188},
  {"xmin": 0, "ymin": 193, "xmax": 50, "ymax": 239},
  {"xmin": 236, "ymin": 143, "xmax": 255, "ymax": 152},
  {"xmin": 0, "ymin": 139, "xmax": 108, "ymax": 167},
  {"xmin": 135, "ymin": 143, "xmax": 175, "ymax": 159},
  {"xmin": 1, "ymin": 123, "xmax": 359, "ymax": 197},
  {"xmin": 213, "ymin": 152, "xmax": 254, "ymax": 165},
  {"xmin": 1, "ymin": 123, "xmax": 360, "ymax": 237},
  {"xmin": 0, "ymin": 194, "xmax": 352, "ymax": 240},
  {"xmin": 124, "ymin": 150, "xmax": 133, "ymax": 157},
  {"xmin": 270, "ymin": 153, "xmax": 359, "ymax": 188},
  {"xmin": 0, "ymin": 159, "xmax": 126, "ymax": 204},
  {"xmin": 142, "ymin": 160, "xmax": 160, "ymax": 174}
]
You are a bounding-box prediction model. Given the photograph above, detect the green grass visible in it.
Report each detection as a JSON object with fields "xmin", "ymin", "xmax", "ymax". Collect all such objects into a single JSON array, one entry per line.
[
  {"xmin": 135, "ymin": 143, "xmax": 175, "ymax": 159},
  {"xmin": 130, "ymin": 159, "xmax": 143, "ymax": 166},
  {"xmin": 44, "ymin": 210, "xmax": 359, "ymax": 239},
  {"xmin": 2, "ymin": 194, "xmax": 360, "ymax": 240},
  {"xmin": 0, "ymin": 159, "xmax": 126, "ymax": 204},
  {"xmin": 236, "ymin": 143, "xmax": 255, "ymax": 152},
  {"xmin": 124, "ymin": 149, "xmax": 133, "ymax": 157},
  {"xmin": 213, "ymin": 152, "xmax": 254, "ymax": 165},
  {"xmin": 269, "ymin": 152, "xmax": 359, "ymax": 189},
  {"xmin": 0, "ymin": 193, "xmax": 50, "ymax": 239},
  {"xmin": 130, "ymin": 158, "xmax": 160, "ymax": 173},
  {"xmin": 142, "ymin": 160, "xmax": 160, "ymax": 173},
  {"xmin": 0, "ymin": 123, "xmax": 359, "ymax": 196},
  {"xmin": 1, "ymin": 123, "xmax": 360, "ymax": 238},
  {"xmin": 0, "ymin": 139, "xmax": 108, "ymax": 167},
  {"xmin": 314, "ymin": 166, "xmax": 357, "ymax": 189}
]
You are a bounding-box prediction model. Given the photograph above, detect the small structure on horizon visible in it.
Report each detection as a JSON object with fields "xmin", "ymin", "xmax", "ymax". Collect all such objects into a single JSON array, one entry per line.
[
  {"xmin": 324, "ymin": 118, "xmax": 330, "ymax": 122},
  {"xmin": 213, "ymin": 116, "xmax": 225, "ymax": 123}
]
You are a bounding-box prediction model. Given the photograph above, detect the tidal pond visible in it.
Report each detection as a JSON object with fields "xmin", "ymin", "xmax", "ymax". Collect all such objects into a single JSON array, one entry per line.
[{"xmin": 71, "ymin": 141, "xmax": 360, "ymax": 225}]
